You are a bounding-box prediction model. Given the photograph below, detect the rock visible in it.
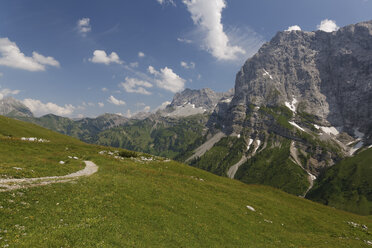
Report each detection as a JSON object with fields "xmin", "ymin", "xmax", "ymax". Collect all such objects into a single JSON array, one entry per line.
[
  {"xmin": 218, "ymin": 20, "xmax": 372, "ymax": 138},
  {"xmin": 246, "ymin": 205, "xmax": 256, "ymax": 212}
]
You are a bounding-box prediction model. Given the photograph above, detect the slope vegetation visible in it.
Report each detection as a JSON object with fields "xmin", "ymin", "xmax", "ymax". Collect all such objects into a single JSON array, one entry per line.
[
  {"xmin": 0, "ymin": 115, "xmax": 371, "ymax": 247},
  {"xmin": 307, "ymin": 148, "xmax": 372, "ymax": 215}
]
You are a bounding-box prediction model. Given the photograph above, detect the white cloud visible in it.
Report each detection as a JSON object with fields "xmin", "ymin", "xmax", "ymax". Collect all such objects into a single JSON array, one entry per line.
[
  {"xmin": 98, "ymin": 102, "xmax": 104, "ymax": 107},
  {"xmin": 317, "ymin": 19, "xmax": 339, "ymax": 32},
  {"xmin": 0, "ymin": 88, "xmax": 20, "ymax": 100},
  {"xmin": 156, "ymin": 0, "xmax": 175, "ymax": 5},
  {"xmin": 77, "ymin": 18, "xmax": 91, "ymax": 36},
  {"xmin": 107, "ymin": 95, "xmax": 126, "ymax": 106},
  {"xmin": 101, "ymin": 87, "xmax": 108, "ymax": 92},
  {"xmin": 155, "ymin": 101, "xmax": 171, "ymax": 111},
  {"xmin": 138, "ymin": 52, "xmax": 145, "ymax": 58},
  {"xmin": 130, "ymin": 62, "xmax": 139, "ymax": 68},
  {"xmin": 89, "ymin": 50, "xmax": 123, "ymax": 65},
  {"xmin": 0, "ymin": 38, "xmax": 60, "ymax": 71},
  {"xmin": 148, "ymin": 66, "xmax": 185, "ymax": 93},
  {"xmin": 180, "ymin": 61, "xmax": 195, "ymax": 69},
  {"xmin": 22, "ymin": 98, "xmax": 75, "ymax": 117},
  {"xmin": 82, "ymin": 101, "xmax": 95, "ymax": 107},
  {"xmin": 144, "ymin": 106, "xmax": 151, "ymax": 112},
  {"xmin": 286, "ymin": 25, "xmax": 302, "ymax": 32},
  {"xmin": 182, "ymin": 0, "xmax": 245, "ymax": 60},
  {"xmin": 119, "ymin": 77, "xmax": 153, "ymax": 95},
  {"xmin": 177, "ymin": 37, "xmax": 193, "ymax": 44}
]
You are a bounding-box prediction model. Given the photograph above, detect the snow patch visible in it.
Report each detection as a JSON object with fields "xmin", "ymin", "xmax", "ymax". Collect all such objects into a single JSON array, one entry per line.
[
  {"xmin": 237, "ymin": 134, "xmax": 241, "ymax": 139},
  {"xmin": 308, "ymin": 172, "xmax": 317, "ymax": 181},
  {"xmin": 369, "ymin": 145, "xmax": 372, "ymax": 149},
  {"xmin": 253, "ymin": 140, "xmax": 261, "ymax": 154},
  {"xmin": 314, "ymin": 124, "xmax": 320, "ymax": 130},
  {"xmin": 247, "ymin": 138, "xmax": 254, "ymax": 151},
  {"xmin": 59, "ymin": 161, "xmax": 65, "ymax": 165},
  {"xmin": 354, "ymin": 128, "xmax": 364, "ymax": 139},
  {"xmin": 289, "ymin": 121, "xmax": 305, "ymax": 132},
  {"xmin": 262, "ymin": 69, "xmax": 273, "ymax": 79},
  {"xmin": 285, "ymin": 98, "xmax": 298, "ymax": 112},
  {"xmin": 320, "ymin": 126, "xmax": 340, "ymax": 136},
  {"xmin": 349, "ymin": 141, "xmax": 364, "ymax": 155},
  {"xmin": 221, "ymin": 98, "xmax": 232, "ymax": 103}
]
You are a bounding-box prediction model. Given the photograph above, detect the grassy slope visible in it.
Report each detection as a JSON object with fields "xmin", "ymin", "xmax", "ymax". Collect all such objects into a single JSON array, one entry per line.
[
  {"xmin": 0, "ymin": 116, "xmax": 86, "ymax": 178},
  {"xmin": 235, "ymin": 139, "xmax": 309, "ymax": 196},
  {"xmin": 307, "ymin": 148, "xmax": 372, "ymax": 215},
  {"xmin": 191, "ymin": 136, "xmax": 246, "ymax": 176},
  {"xmin": 0, "ymin": 116, "xmax": 371, "ymax": 247},
  {"xmin": 97, "ymin": 115, "xmax": 207, "ymax": 159}
]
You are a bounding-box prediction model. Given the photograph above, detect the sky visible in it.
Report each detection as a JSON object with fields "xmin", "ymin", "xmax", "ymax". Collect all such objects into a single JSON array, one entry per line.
[{"xmin": 0, "ymin": 0, "xmax": 371, "ymax": 118}]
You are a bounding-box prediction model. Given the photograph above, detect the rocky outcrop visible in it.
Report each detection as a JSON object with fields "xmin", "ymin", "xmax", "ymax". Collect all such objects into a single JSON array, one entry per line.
[
  {"xmin": 0, "ymin": 97, "xmax": 33, "ymax": 117},
  {"xmin": 169, "ymin": 88, "xmax": 233, "ymax": 112},
  {"xmin": 219, "ymin": 20, "xmax": 372, "ymax": 139}
]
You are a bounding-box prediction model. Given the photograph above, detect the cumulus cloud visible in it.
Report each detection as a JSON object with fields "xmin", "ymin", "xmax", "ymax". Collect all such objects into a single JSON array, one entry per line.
[
  {"xmin": 89, "ymin": 50, "xmax": 123, "ymax": 65},
  {"xmin": 22, "ymin": 98, "xmax": 75, "ymax": 117},
  {"xmin": 155, "ymin": 101, "xmax": 171, "ymax": 111},
  {"xmin": 177, "ymin": 37, "xmax": 193, "ymax": 44},
  {"xmin": 101, "ymin": 87, "xmax": 108, "ymax": 92},
  {"xmin": 119, "ymin": 77, "xmax": 153, "ymax": 95},
  {"xmin": 156, "ymin": 0, "xmax": 175, "ymax": 5},
  {"xmin": 0, "ymin": 88, "xmax": 20, "ymax": 100},
  {"xmin": 180, "ymin": 61, "xmax": 195, "ymax": 69},
  {"xmin": 182, "ymin": 0, "xmax": 245, "ymax": 60},
  {"xmin": 148, "ymin": 66, "xmax": 185, "ymax": 93},
  {"xmin": 107, "ymin": 95, "xmax": 126, "ymax": 106},
  {"xmin": 0, "ymin": 38, "xmax": 60, "ymax": 71},
  {"xmin": 98, "ymin": 102, "xmax": 104, "ymax": 107},
  {"xmin": 138, "ymin": 52, "xmax": 145, "ymax": 58},
  {"xmin": 317, "ymin": 19, "xmax": 339, "ymax": 32},
  {"xmin": 286, "ymin": 25, "xmax": 302, "ymax": 32},
  {"xmin": 77, "ymin": 18, "xmax": 91, "ymax": 36}
]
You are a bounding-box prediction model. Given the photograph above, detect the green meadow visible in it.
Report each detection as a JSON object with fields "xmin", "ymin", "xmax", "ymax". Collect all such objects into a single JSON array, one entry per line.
[{"xmin": 0, "ymin": 116, "xmax": 371, "ymax": 247}]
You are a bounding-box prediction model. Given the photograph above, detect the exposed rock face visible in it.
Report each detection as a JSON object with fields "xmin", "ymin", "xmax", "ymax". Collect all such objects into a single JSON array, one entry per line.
[
  {"xmin": 0, "ymin": 97, "xmax": 33, "ymax": 117},
  {"xmin": 169, "ymin": 88, "xmax": 233, "ymax": 112},
  {"xmin": 160, "ymin": 88, "xmax": 233, "ymax": 118},
  {"xmin": 222, "ymin": 20, "xmax": 372, "ymax": 138}
]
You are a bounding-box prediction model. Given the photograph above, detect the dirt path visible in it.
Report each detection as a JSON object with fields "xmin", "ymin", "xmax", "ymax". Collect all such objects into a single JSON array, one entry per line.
[{"xmin": 0, "ymin": 161, "xmax": 98, "ymax": 192}]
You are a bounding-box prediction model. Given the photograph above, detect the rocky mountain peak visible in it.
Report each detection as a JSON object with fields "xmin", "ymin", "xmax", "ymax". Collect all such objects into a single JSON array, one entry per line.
[
  {"xmin": 222, "ymin": 20, "xmax": 372, "ymax": 138},
  {"xmin": 0, "ymin": 97, "xmax": 33, "ymax": 117},
  {"xmin": 170, "ymin": 88, "xmax": 232, "ymax": 111}
]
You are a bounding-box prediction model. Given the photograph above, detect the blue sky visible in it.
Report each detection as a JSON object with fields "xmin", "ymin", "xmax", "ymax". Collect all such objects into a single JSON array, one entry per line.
[{"xmin": 0, "ymin": 0, "xmax": 371, "ymax": 118}]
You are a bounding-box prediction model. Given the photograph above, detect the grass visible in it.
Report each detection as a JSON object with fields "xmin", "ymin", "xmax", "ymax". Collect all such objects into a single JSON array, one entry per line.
[
  {"xmin": 307, "ymin": 148, "xmax": 372, "ymax": 215},
  {"xmin": 235, "ymin": 139, "xmax": 309, "ymax": 196},
  {"xmin": 0, "ymin": 115, "xmax": 371, "ymax": 247},
  {"xmin": 191, "ymin": 136, "xmax": 246, "ymax": 176},
  {"xmin": 97, "ymin": 115, "xmax": 207, "ymax": 159}
]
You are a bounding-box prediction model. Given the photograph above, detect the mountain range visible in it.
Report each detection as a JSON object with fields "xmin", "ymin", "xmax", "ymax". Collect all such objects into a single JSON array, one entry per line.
[{"xmin": 1, "ymin": 20, "xmax": 371, "ymax": 215}]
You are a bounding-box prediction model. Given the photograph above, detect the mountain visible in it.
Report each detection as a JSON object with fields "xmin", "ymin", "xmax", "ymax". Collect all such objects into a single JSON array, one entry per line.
[
  {"xmin": 160, "ymin": 88, "xmax": 233, "ymax": 118},
  {"xmin": 185, "ymin": 20, "xmax": 372, "ymax": 213},
  {"xmin": 20, "ymin": 113, "xmax": 130, "ymax": 143},
  {"xmin": 1, "ymin": 115, "xmax": 371, "ymax": 247},
  {"xmin": 0, "ymin": 97, "xmax": 33, "ymax": 118},
  {"xmin": 2, "ymin": 21, "xmax": 372, "ymax": 215}
]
